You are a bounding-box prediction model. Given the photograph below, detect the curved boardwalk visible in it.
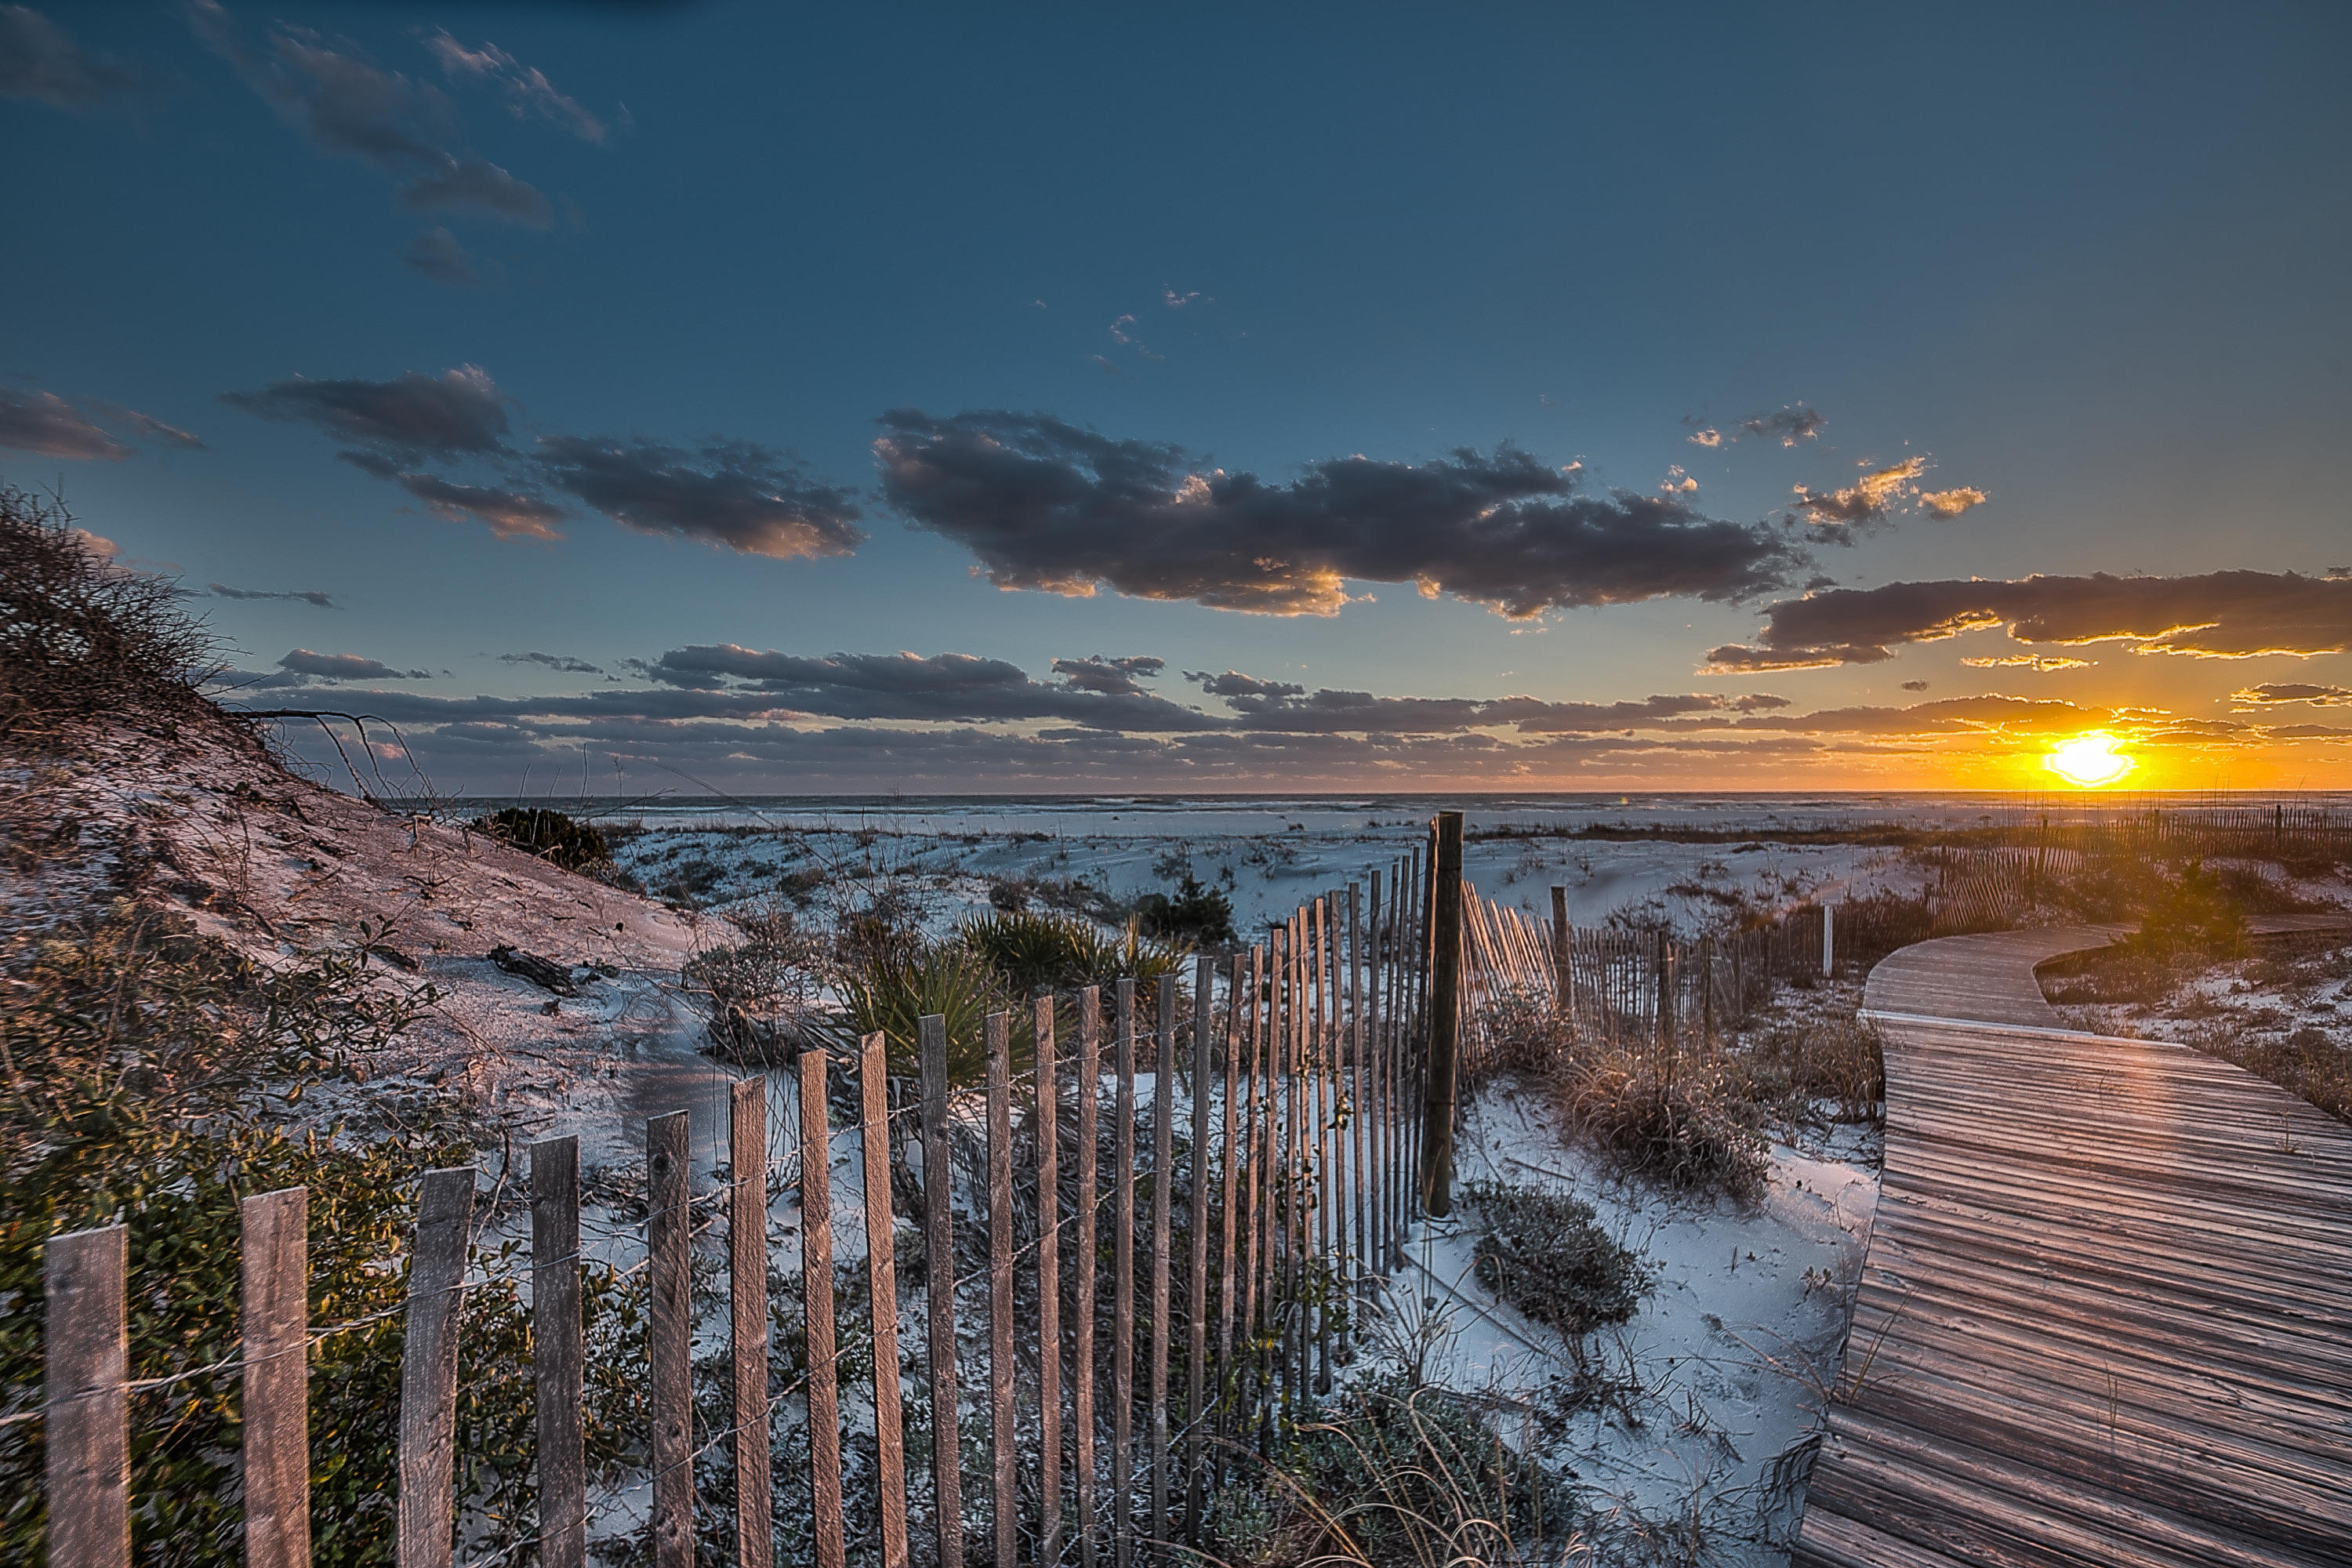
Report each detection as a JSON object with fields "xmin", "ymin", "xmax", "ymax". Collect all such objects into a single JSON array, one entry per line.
[{"xmin": 1794, "ymin": 917, "xmax": 2352, "ymax": 1568}]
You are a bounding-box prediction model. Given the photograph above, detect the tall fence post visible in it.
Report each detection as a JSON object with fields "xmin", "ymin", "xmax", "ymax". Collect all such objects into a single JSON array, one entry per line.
[
  {"xmin": 1074, "ymin": 988, "xmax": 1102, "ymax": 1568},
  {"xmin": 45, "ymin": 1224, "xmax": 128, "ymax": 1568},
  {"xmin": 1034, "ymin": 994, "xmax": 1063, "ymax": 1568},
  {"xmin": 1421, "ymin": 811, "xmax": 1465, "ymax": 1218},
  {"xmin": 1552, "ymin": 886, "xmax": 1570, "ymax": 1016},
  {"xmin": 791, "ymin": 1062, "xmax": 836, "ymax": 1568},
  {"xmin": 919, "ymin": 1013, "xmax": 964, "ymax": 1568},
  {"xmin": 985, "ymin": 1012, "xmax": 1017, "ymax": 1568},
  {"xmin": 1112, "ymin": 979, "xmax": 1138, "ymax": 1568},
  {"xmin": 399, "ymin": 1167, "xmax": 476, "ymax": 1568},
  {"xmin": 1823, "ymin": 901, "xmax": 1835, "ymax": 978},
  {"xmin": 531, "ymin": 1137, "xmax": 586, "ymax": 1568},
  {"xmin": 1185, "ymin": 953, "xmax": 1213, "ymax": 1545},
  {"xmin": 647, "ymin": 1114, "xmax": 693, "ymax": 1568},
  {"xmin": 858, "ymin": 1033, "xmax": 909, "ymax": 1568},
  {"xmin": 739, "ymin": 1079, "xmax": 780, "ymax": 1568},
  {"xmin": 241, "ymin": 1188, "xmax": 310, "ymax": 1568}
]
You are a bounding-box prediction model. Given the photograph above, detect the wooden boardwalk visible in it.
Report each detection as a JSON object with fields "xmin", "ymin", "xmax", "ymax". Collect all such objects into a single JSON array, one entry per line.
[{"xmin": 1794, "ymin": 917, "xmax": 2352, "ymax": 1568}]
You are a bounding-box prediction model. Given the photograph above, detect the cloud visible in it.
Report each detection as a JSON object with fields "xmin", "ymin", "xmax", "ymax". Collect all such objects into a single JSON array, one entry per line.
[
  {"xmin": 0, "ymin": 5, "xmax": 151, "ymax": 111},
  {"xmin": 2231, "ymin": 682, "xmax": 2352, "ymax": 707},
  {"xmin": 397, "ymin": 158, "xmax": 552, "ymax": 227},
  {"xmin": 534, "ymin": 437, "xmax": 866, "ymax": 559},
  {"xmin": 501, "ymin": 651, "xmax": 603, "ymax": 673},
  {"xmin": 0, "ymin": 387, "xmax": 132, "ymax": 459},
  {"xmin": 1960, "ymin": 654, "xmax": 2090, "ymax": 671},
  {"xmin": 221, "ymin": 365, "xmax": 511, "ymax": 462},
  {"xmin": 1051, "ymin": 654, "xmax": 1166, "ymax": 697},
  {"xmin": 1707, "ymin": 571, "xmax": 2352, "ymax": 670},
  {"xmin": 391, "ymin": 470, "xmax": 567, "ymax": 540},
  {"xmin": 423, "ymin": 31, "xmax": 606, "ymax": 143},
  {"xmin": 1919, "ymin": 486, "xmax": 1987, "ymax": 519},
  {"xmin": 1900, "ymin": 679, "xmax": 1929, "ymax": 691},
  {"xmin": 1686, "ymin": 427, "xmax": 1723, "ymax": 448},
  {"xmin": 279, "ymin": 648, "xmax": 429, "ymax": 681},
  {"xmin": 402, "ymin": 227, "xmax": 477, "ymax": 286},
  {"xmin": 874, "ymin": 409, "xmax": 1807, "ymax": 619},
  {"xmin": 192, "ymin": 3, "xmax": 553, "ymax": 225},
  {"xmin": 1791, "ymin": 456, "xmax": 1928, "ymax": 527},
  {"xmin": 1740, "ymin": 405, "xmax": 1825, "ymax": 446},
  {"xmin": 636, "ymin": 645, "xmax": 1214, "ymax": 730},
  {"xmin": 1185, "ymin": 670, "xmax": 1306, "ymax": 700},
  {"xmin": 209, "ymin": 583, "xmax": 336, "ymax": 607}
]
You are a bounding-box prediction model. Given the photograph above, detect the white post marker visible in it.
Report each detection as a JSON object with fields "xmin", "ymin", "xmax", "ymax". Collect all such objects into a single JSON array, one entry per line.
[{"xmin": 1822, "ymin": 901, "xmax": 1835, "ymax": 978}]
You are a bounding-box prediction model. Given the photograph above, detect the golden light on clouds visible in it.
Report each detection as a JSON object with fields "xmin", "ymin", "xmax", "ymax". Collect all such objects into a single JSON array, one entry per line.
[{"xmin": 2044, "ymin": 731, "xmax": 2136, "ymax": 788}]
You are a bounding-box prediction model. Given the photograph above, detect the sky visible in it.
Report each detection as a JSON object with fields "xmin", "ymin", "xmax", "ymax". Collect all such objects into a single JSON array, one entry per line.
[{"xmin": 6, "ymin": 1, "xmax": 2352, "ymax": 796}]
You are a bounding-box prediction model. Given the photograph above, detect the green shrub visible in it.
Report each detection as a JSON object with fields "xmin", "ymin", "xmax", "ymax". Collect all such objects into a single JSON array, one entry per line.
[
  {"xmin": 1134, "ymin": 871, "xmax": 1236, "ymax": 946},
  {"xmin": 1555, "ymin": 1051, "xmax": 1770, "ymax": 1205},
  {"xmin": 470, "ymin": 807, "xmax": 612, "ymax": 873},
  {"xmin": 822, "ymin": 941, "xmax": 1032, "ymax": 1083},
  {"xmin": 1461, "ymin": 1181, "xmax": 1652, "ymax": 1338}
]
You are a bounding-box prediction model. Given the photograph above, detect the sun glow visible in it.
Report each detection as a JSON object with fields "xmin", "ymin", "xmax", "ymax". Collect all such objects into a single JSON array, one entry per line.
[{"xmin": 2044, "ymin": 731, "xmax": 2135, "ymax": 788}]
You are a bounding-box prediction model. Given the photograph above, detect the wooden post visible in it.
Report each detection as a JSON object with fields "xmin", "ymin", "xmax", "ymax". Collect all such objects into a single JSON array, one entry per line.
[
  {"xmin": 986, "ymin": 1014, "xmax": 1017, "ymax": 1568},
  {"xmin": 1348, "ymin": 883, "xmax": 1367, "ymax": 1323},
  {"xmin": 739, "ymin": 1080, "xmax": 780, "ymax": 1568},
  {"xmin": 1185, "ymin": 954, "xmax": 1212, "ymax": 1543},
  {"xmin": 1237, "ymin": 945, "xmax": 1267, "ymax": 1443},
  {"xmin": 1073, "ymin": 988, "xmax": 1102, "ymax": 1568},
  {"xmin": 1421, "ymin": 814, "xmax": 1464, "ymax": 1218},
  {"xmin": 1035, "ymin": 993, "xmax": 1062, "ymax": 1568},
  {"xmin": 859, "ymin": 1033, "xmax": 909, "ymax": 1568},
  {"xmin": 919, "ymin": 1014, "xmax": 964, "ymax": 1568},
  {"xmin": 1112, "ymin": 978, "xmax": 1138, "ymax": 1568},
  {"xmin": 45, "ymin": 1225, "xmax": 128, "ymax": 1568},
  {"xmin": 397, "ymin": 1168, "xmax": 475, "ymax": 1568},
  {"xmin": 241, "ymin": 1188, "xmax": 310, "ymax": 1568},
  {"xmin": 1551, "ymin": 886, "xmax": 1570, "ymax": 1018},
  {"xmin": 1364, "ymin": 872, "xmax": 1385, "ymax": 1283},
  {"xmin": 1312, "ymin": 897, "xmax": 1333, "ymax": 1395},
  {"xmin": 1149, "ymin": 972, "xmax": 1177, "ymax": 1555},
  {"xmin": 1655, "ymin": 928, "xmax": 1673, "ymax": 1060},
  {"xmin": 1214, "ymin": 954, "xmax": 1241, "ymax": 1414},
  {"xmin": 647, "ymin": 1116, "xmax": 693, "ymax": 1568},
  {"xmin": 1823, "ymin": 900, "xmax": 1835, "ymax": 978},
  {"xmin": 795, "ymin": 1061, "xmax": 839, "ymax": 1568},
  {"xmin": 532, "ymin": 1138, "xmax": 586, "ymax": 1568}
]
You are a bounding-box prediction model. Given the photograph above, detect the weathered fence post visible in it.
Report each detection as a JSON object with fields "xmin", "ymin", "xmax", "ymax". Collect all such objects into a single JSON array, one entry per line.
[
  {"xmin": 399, "ymin": 1167, "xmax": 476, "ymax": 1568},
  {"xmin": 919, "ymin": 1013, "xmax": 964, "ymax": 1568},
  {"xmin": 647, "ymin": 1115, "xmax": 693, "ymax": 1568},
  {"xmin": 1823, "ymin": 900, "xmax": 1835, "ymax": 978},
  {"xmin": 739, "ymin": 1080, "xmax": 780, "ymax": 1568},
  {"xmin": 1185, "ymin": 953, "xmax": 1213, "ymax": 1544},
  {"xmin": 1421, "ymin": 811, "xmax": 1464, "ymax": 1218},
  {"xmin": 241, "ymin": 1188, "xmax": 310, "ymax": 1568},
  {"xmin": 858, "ymin": 1033, "xmax": 909, "ymax": 1568},
  {"xmin": 1074, "ymin": 987, "xmax": 1102, "ymax": 1568},
  {"xmin": 794, "ymin": 1061, "xmax": 838, "ymax": 1568},
  {"xmin": 532, "ymin": 1138, "xmax": 586, "ymax": 1568},
  {"xmin": 1113, "ymin": 979, "xmax": 1138, "ymax": 1568},
  {"xmin": 986, "ymin": 1012, "xmax": 1017, "ymax": 1568},
  {"xmin": 45, "ymin": 1224, "xmax": 128, "ymax": 1568},
  {"xmin": 1035, "ymin": 993, "xmax": 1063, "ymax": 1568},
  {"xmin": 1552, "ymin": 886, "xmax": 1570, "ymax": 1018}
]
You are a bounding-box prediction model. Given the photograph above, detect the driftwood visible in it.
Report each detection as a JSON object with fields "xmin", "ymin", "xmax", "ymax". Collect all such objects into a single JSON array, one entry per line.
[{"xmin": 488, "ymin": 946, "xmax": 579, "ymax": 996}]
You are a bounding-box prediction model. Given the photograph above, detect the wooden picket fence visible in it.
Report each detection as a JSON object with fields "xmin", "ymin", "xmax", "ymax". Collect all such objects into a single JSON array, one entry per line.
[{"xmin": 30, "ymin": 854, "xmax": 1439, "ymax": 1568}]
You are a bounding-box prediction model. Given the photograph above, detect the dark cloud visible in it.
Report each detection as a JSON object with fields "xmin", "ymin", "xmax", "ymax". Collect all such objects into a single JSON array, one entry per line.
[
  {"xmin": 1740, "ymin": 405, "xmax": 1826, "ymax": 446},
  {"xmin": 425, "ymin": 31, "xmax": 607, "ymax": 143},
  {"xmin": 191, "ymin": 2, "xmax": 554, "ymax": 225},
  {"xmin": 278, "ymin": 648, "xmax": 430, "ymax": 681},
  {"xmin": 1185, "ymin": 670, "xmax": 1305, "ymax": 700},
  {"xmin": 1900, "ymin": 679, "xmax": 1930, "ymax": 691},
  {"xmin": 1050, "ymin": 654, "xmax": 1164, "ymax": 696},
  {"xmin": 501, "ymin": 651, "xmax": 603, "ymax": 674},
  {"xmin": 1707, "ymin": 571, "xmax": 2352, "ymax": 670},
  {"xmin": 2232, "ymin": 682, "xmax": 2352, "ymax": 707},
  {"xmin": 636, "ymin": 645, "xmax": 1212, "ymax": 730},
  {"xmin": 222, "ymin": 365, "xmax": 511, "ymax": 463},
  {"xmin": 392, "ymin": 470, "xmax": 566, "ymax": 540},
  {"xmin": 401, "ymin": 227, "xmax": 477, "ymax": 286},
  {"xmin": 874, "ymin": 409, "xmax": 1806, "ymax": 618},
  {"xmin": 84, "ymin": 401, "xmax": 205, "ymax": 450},
  {"xmin": 0, "ymin": 5, "xmax": 152, "ymax": 111},
  {"xmin": 0, "ymin": 387, "xmax": 132, "ymax": 459},
  {"xmin": 535, "ymin": 436, "xmax": 865, "ymax": 559},
  {"xmin": 209, "ymin": 583, "xmax": 336, "ymax": 608}
]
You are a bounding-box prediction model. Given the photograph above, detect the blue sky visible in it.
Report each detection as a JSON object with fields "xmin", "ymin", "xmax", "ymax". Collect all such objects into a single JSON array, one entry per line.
[{"xmin": 7, "ymin": 2, "xmax": 2351, "ymax": 793}]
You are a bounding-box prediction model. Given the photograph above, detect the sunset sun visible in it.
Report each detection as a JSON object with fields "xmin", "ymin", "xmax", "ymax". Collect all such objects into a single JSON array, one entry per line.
[{"xmin": 2044, "ymin": 731, "xmax": 2136, "ymax": 788}]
